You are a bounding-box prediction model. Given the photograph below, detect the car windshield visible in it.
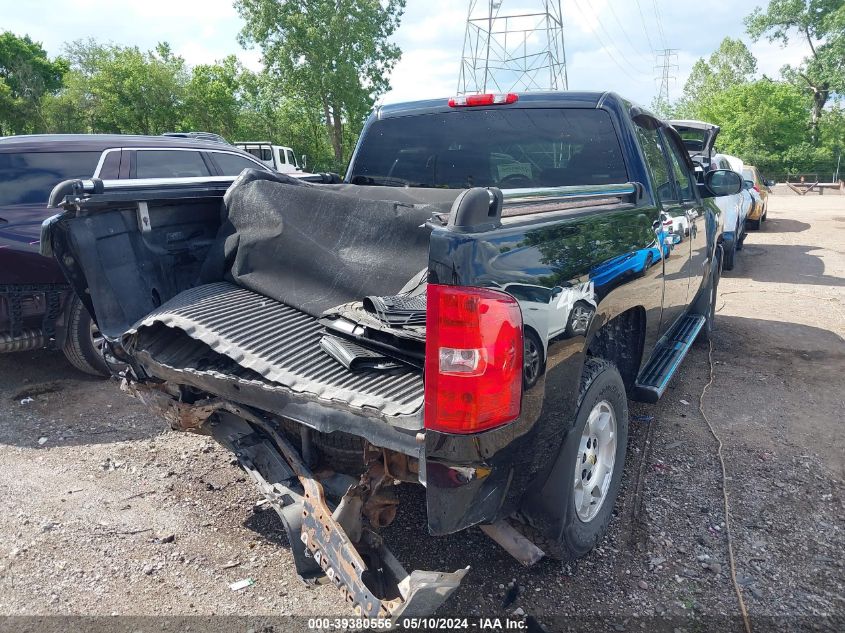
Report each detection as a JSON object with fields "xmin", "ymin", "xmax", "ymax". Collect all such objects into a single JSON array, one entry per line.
[
  {"xmin": 348, "ymin": 108, "xmax": 627, "ymax": 189},
  {"xmin": 0, "ymin": 151, "xmax": 102, "ymax": 206}
]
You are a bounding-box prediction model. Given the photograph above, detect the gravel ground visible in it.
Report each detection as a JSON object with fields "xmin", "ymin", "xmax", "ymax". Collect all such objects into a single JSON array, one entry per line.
[{"xmin": 0, "ymin": 194, "xmax": 842, "ymax": 631}]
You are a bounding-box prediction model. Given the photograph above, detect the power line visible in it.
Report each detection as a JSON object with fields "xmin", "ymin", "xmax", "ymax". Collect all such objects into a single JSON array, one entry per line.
[
  {"xmin": 606, "ymin": 1, "xmax": 653, "ymax": 59},
  {"xmin": 634, "ymin": 0, "xmax": 656, "ymax": 52},
  {"xmin": 651, "ymin": 0, "xmax": 668, "ymax": 50},
  {"xmin": 571, "ymin": 0, "xmax": 651, "ymax": 79}
]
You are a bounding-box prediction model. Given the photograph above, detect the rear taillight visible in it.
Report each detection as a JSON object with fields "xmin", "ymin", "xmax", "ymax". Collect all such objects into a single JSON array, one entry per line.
[
  {"xmin": 448, "ymin": 93, "xmax": 519, "ymax": 107},
  {"xmin": 753, "ymin": 184, "xmax": 760, "ymax": 193},
  {"xmin": 425, "ymin": 284, "xmax": 523, "ymax": 434}
]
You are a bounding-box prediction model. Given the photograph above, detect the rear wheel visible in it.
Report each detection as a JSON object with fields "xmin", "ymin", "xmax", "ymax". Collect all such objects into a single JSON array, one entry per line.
[
  {"xmin": 695, "ymin": 247, "xmax": 721, "ymax": 345},
  {"xmin": 747, "ymin": 218, "xmax": 761, "ymax": 231},
  {"xmin": 723, "ymin": 240, "xmax": 736, "ymax": 271},
  {"xmin": 62, "ymin": 296, "xmax": 109, "ymax": 376},
  {"xmin": 513, "ymin": 358, "xmax": 628, "ymax": 560},
  {"xmin": 523, "ymin": 329, "xmax": 543, "ymax": 389}
]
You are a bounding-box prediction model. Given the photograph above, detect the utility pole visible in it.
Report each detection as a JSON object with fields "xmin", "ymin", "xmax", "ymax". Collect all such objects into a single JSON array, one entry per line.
[
  {"xmin": 457, "ymin": 0, "xmax": 568, "ymax": 95},
  {"xmin": 654, "ymin": 48, "xmax": 678, "ymax": 104}
]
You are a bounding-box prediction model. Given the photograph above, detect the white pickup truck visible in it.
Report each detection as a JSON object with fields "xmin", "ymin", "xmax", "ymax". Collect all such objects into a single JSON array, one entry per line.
[{"xmin": 234, "ymin": 142, "xmax": 311, "ymax": 175}]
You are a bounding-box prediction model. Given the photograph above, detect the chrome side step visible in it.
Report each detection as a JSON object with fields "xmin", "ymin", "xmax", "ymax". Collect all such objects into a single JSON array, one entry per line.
[{"xmin": 634, "ymin": 314, "xmax": 706, "ymax": 403}]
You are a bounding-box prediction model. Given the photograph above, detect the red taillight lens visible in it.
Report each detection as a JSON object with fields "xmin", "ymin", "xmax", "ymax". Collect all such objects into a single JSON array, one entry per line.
[
  {"xmin": 448, "ymin": 93, "xmax": 519, "ymax": 107},
  {"xmin": 425, "ymin": 284, "xmax": 523, "ymax": 434},
  {"xmin": 753, "ymin": 184, "xmax": 760, "ymax": 193}
]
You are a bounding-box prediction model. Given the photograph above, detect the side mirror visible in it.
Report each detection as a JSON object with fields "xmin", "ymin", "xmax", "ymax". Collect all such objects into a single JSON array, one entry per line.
[
  {"xmin": 703, "ymin": 169, "xmax": 743, "ymax": 197},
  {"xmin": 743, "ymin": 179, "xmax": 755, "ymax": 190},
  {"xmin": 301, "ymin": 154, "xmax": 307, "ymax": 169}
]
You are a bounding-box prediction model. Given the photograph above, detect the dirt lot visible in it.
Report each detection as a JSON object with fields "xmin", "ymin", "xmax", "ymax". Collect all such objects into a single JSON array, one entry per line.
[{"xmin": 0, "ymin": 194, "xmax": 842, "ymax": 631}]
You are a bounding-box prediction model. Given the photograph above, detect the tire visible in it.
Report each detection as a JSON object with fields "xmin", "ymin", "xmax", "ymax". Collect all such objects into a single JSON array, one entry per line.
[
  {"xmin": 723, "ymin": 240, "xmax": 736, "ymax": 271},
  {"xmin": 746, "ymin": 218, "xmax": 761, "ymax": 231},
  {"xmin": 523, "ymin": 328, "xmax": 543, "ymax": 389},
  {"xmin": 62, "ymin": 296, "xmax": 110, "ymax": 376},
  {"xmin": 564, "ymin": 301, "xmax": 594, "ymax": 338},
  {"xmin": 513, "ymin": 357, "xmax": 628, "ymax": 560},
  {"xmin": 278, "ymin": 418, "xmax": 366, "ymax": 475},
  {"xmin": 694, "ymin": 248, "xmax": 720, "ymax": 345}
]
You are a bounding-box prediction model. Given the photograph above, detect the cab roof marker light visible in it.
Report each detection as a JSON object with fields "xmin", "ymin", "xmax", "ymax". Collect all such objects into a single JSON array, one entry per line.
[{"xmin": 448, "ymin": 93, "xmax": 519, "ymax": 108}]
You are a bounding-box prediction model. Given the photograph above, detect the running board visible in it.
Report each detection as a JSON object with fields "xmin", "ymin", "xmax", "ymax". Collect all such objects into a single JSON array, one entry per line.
[{"xmin": 634, "ymin": 314, "xmax": 705, "ymax": 403}]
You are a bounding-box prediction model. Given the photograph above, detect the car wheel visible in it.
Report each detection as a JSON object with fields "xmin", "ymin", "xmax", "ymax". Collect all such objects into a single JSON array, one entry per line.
[
  {"xmin": 523, "ymin": 329, "xmax": 543, "ymax": 389},
  {"xmin": 62, "ymin": 296, "xmax": 110, "ymax": 376},
  {"xmin": 512, "ymin": 358, "xmax": 628, "ymax": 560},
  {"xmin": 723, "ymin": 240, "xmax": 736, "ymax": 271},
  {"xmin": 565, "ymin": 301, "xmax": 594, "ymax": 337},
  {"xmin": 746, "ymin": 218, "xmax": 761, "ymax": 231},
  {"xmin": 695, "ymin": 246, "xmax": 721, "ymax": 345}
]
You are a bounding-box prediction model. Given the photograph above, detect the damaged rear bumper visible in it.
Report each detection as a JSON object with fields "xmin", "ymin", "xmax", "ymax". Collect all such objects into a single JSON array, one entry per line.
[{"xmin": 128, "ymin": 384, "xmax": 468, "ymax": 618}]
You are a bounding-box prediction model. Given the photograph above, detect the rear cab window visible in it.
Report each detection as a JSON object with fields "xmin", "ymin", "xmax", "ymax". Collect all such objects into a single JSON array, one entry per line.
[
  {"xmin": 348, "ymin": 108, "xmax": 627, "ymax": 189},
  {"xmin": 0, "ymin": 151, "xmax": 102, "ymax": 205}
]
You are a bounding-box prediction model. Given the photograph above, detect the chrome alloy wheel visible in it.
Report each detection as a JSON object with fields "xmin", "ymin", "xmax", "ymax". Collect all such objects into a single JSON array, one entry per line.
[
  {"xmin": 570, "ymin": 305, "xmax": 592, "ymax": 335},
  {"xmin": 574, "ymin": 400, "xmax": 617, "ymax": 522},
  {"xmin": 90, "ymin": 320, "xmax": 105, "ymax": 354},
  {"xmin": 523, "ymin": 334, "xmax": 541, "ymax": 386}
]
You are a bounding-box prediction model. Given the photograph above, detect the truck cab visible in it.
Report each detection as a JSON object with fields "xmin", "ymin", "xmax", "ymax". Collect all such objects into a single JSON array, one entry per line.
[{"xmin": 234, "ymin": 142, "xmax": 305, "ymax": 174}]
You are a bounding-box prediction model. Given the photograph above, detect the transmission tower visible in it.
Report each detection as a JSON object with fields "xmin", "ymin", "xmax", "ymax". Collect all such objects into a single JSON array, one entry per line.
[
  {"xmin": 457, "ymin": 0, "xmax": 568, "ymax": 95},
  {"xmin": 654, "ymin": 48, "xmax": 678, "ymax": 103}
]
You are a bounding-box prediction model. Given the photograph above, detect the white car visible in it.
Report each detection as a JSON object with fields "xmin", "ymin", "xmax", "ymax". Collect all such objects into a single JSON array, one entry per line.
[{"xmin": 711, "ymin": 153, "xmax": 754, "ymax": 270}]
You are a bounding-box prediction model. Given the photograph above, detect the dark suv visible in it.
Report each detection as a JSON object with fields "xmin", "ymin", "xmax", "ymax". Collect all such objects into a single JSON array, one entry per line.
[{"xmin": 0, "ymin": 134, "xmax": 270, "ymax": 374}]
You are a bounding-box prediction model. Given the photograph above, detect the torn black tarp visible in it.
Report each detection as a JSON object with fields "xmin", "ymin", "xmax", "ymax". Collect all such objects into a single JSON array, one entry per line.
[{"xmin": 199, "ymin": 170, "xmax": 441, "ymax": 318}]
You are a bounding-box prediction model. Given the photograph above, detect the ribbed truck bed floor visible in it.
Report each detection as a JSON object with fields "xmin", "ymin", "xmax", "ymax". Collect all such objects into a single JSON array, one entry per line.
[{"xmin": 124, "ymin": 282, "xmax": 424, "ymax": 417}]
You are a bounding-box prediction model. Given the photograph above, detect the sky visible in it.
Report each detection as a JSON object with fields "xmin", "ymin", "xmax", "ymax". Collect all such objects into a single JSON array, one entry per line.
[{"xmin": 1, "ymin": 0, "xmax": 813, "ymax": 108}]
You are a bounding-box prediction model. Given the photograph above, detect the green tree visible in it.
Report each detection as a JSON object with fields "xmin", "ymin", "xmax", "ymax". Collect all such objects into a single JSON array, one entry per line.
[
  {"xmin": 746, "ymin": 0, "xmax": 845, "ymax": 139},
  {"xmin": 236, "ymin": 0, "xmax": 406, "ymax": 169},
  {"xmin": 675, "ymin": 37, "xmax": 757, "ymax": 116},
  {"xmin": 46, "ymin": 40, "xmax": 188, "ymax": 135},
  {"xmin": 694, "ymin": 79, "xmax": 811, "ymax": 175},
  {"xmin": 0, "ymin": 31, "xmax": 67, "ymax": 135},
  {"xmin": 183, "ymin": 56, "xmax": 243, "ymax": 139}
]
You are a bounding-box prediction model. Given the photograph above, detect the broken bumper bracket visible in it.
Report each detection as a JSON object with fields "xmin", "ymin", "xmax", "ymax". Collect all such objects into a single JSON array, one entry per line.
[{"xmin": 200, "ymin": 402, "xmax": 468, "ymax": 618}]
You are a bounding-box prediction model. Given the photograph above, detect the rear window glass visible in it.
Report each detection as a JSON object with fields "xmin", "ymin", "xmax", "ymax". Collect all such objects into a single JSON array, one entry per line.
[
  {"xmin": 349, "ymin": 108, "xmax": 627, "ymax": 189},
  {"xmin": 742, "ymin": 168, "xmax": 754, "ymax": 180},
  {"xmin": 135, "ymin": 150, "xmax": 210, "ymax": 179},
  {"xmin": 677, "ymin": 129, "xmax": 706, "ymax": 152},
  {"xmin": 0, "ymin": 151, "xmax": 101, "ymax": 206}
]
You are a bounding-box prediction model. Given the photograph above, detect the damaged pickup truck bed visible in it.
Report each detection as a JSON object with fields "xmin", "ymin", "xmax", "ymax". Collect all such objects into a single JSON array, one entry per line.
[{"xmin": 41, "ymin": 91, "xmax": 744, "ymax": 617}]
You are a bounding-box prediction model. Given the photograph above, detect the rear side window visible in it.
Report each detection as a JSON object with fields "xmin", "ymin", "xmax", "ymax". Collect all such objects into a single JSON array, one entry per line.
[
  {"xmin": 663, "ymin": 135, "xmax": 696, "ymax": 202},
  {"xmin": 211, "ymin": 151, "xmax": 265, "ymax": 176},
  {"xmin": 349, "ymin": 108, "xmax": 627, "ymax": 189},
  {"xmin": 135, "ymin": 150, "xmax": 210, "ymax": 179},
  {"xmin": 635, "ymin": 126, "xmax": 672, "ymax": 204},
  {"xmin": 0, "ymin": 151, "xmax": 102, "ymax": 206}
]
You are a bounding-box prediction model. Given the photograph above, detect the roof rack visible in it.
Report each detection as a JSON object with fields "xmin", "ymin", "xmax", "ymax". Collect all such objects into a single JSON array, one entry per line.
[{"xmin": 162, "ymin": 131, "xmax": 230, "ymax": 145}]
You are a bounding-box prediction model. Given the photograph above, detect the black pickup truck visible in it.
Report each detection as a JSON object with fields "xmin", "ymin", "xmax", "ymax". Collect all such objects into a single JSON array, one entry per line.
[{"xmin": 42, "ymin": 91, "xmax": 742, "ymax": 618}]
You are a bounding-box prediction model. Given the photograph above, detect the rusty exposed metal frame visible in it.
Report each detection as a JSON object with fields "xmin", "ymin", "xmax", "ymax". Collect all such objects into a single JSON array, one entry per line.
[{"xmin": 125, "ymin": 382, "xmax": 468, "ymax": 618}]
